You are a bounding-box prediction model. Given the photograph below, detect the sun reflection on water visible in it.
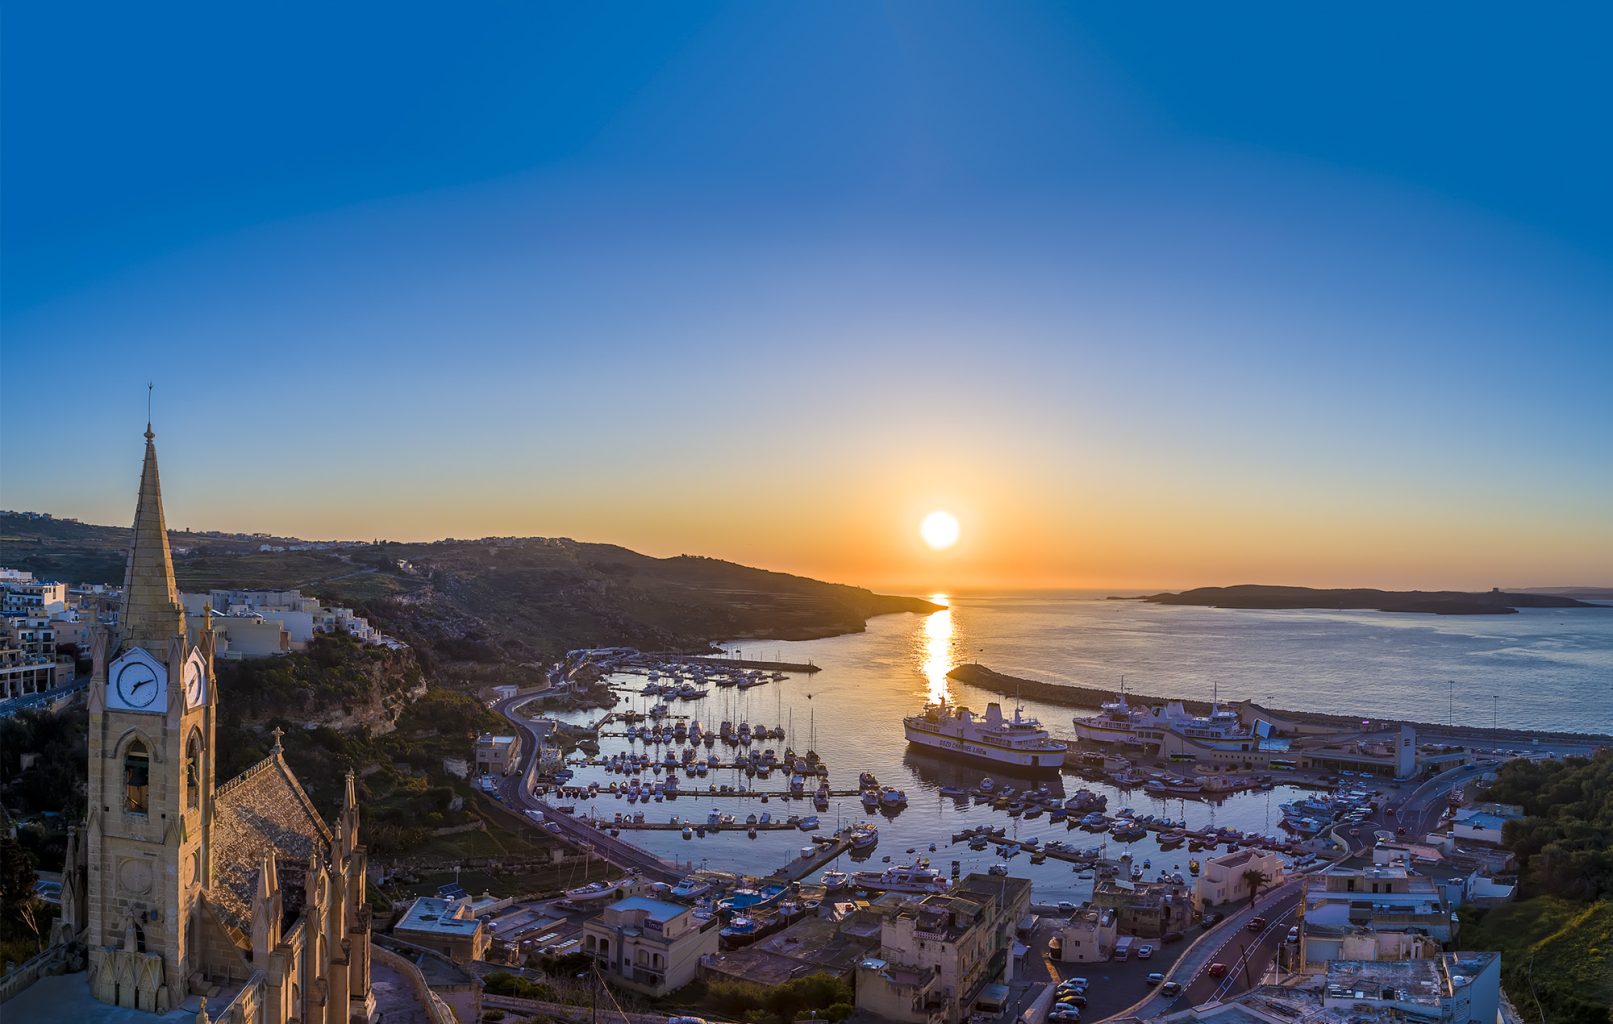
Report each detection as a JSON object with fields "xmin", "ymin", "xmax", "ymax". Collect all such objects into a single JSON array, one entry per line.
[{"xmin": 923, "ymin": 594, "xmax": 953, "ymax": 703}]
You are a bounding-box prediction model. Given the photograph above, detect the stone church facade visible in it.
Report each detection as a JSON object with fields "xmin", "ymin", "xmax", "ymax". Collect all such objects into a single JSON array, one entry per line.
[{"xmin": 52, "ymin": 423, "xmax": 373, "ymax": 1023}]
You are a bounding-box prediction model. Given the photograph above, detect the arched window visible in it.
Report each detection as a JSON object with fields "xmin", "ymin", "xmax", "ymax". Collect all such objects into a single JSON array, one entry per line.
[
  {"xmin": 124, "ymin": 741, "xmax": 150, "ymax": 814},
  {"xmin": 185, "ymin": 733, "xmax": 202, "ymax": 810}
]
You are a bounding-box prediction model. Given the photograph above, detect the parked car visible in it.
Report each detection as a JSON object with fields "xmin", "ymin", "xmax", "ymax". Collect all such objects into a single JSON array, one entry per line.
[
  {"xmin": 1247, "ymin": 916, "xmax": 1267, "ymax": 932},
  {"xmin": 1136, "ymin": 943, "xmax": 1154, "ymax": 959},
  {"xmin": 1050, "ymin": 1008, "xmax": 1082, "ymax": 1023},
  {"xmin": 1207, "ymin": 962, "xmax": 1229, "ymax": 978},
  {"xmin": 1161, "ymin": 931, "xmax": 1185, "ymax": 944},
  {"xmin": 1146, "ymin": 973, "xmax": 1164, "ymax": 986},
  {"xmin": 1061, "ymin": 994, "xmax": 1088, "ymax": 1007},
  {"xmin": 1060, "ymin": 977, "xmax": 1089, "ymax": 994},
  {"xmin": 1287, "ymin": 926, "xmax": 1300, "ymax": 943},
  {"xmin": 1161, "ymin": 981, "xmax": 1183, "ymax": 997}
]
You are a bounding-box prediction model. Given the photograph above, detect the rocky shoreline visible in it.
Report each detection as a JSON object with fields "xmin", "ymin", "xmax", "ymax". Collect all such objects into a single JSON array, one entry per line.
[{"xmin": 945, "ymin": 662, "xmax": 1613, "ymax": 745}]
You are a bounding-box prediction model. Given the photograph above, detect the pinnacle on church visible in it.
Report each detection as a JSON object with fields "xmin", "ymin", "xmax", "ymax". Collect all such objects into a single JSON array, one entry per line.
[{"xmin": 118, "ymin": 421, "xmax": 187, "ymax": 655}]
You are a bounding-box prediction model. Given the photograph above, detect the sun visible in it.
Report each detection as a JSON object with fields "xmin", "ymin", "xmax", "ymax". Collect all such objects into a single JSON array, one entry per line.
[{"xmin": 920, "ymin": 510, "xmax": 960, "ymax": 550}]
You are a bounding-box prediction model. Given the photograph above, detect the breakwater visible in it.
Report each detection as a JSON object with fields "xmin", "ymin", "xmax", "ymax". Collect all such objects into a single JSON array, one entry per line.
[{"xmin": 946, "ymin": 663, "xmax": 1613, "ymax": 746}]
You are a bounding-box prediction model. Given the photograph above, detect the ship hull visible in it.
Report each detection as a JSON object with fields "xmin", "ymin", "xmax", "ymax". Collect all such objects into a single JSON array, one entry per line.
[
  {"xmin": 904, "ymin": 724, "xmax": 1065, "ymax": 771},
  {"xmin": 1071, "ymin": 722, "xmax": 1138, "ymax": 745}
]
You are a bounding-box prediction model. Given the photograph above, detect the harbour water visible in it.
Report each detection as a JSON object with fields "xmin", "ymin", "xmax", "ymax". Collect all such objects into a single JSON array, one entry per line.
[{"xmin": 541, "ymin": 591, "xmax": 1611, "ymax": 899}]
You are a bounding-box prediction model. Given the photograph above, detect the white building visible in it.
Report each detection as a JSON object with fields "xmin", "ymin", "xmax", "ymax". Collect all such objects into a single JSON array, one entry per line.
[
  {"xmin": 0, "ymin": 569, "xmax": 69, "ymax": 615},
  {"xmin": 1451, "ymin": 804, "xmax": 1523, "ymax": 846},
  {"xmin": 178, "ymin": 588, "xmax": 406, "ymax": 656},
  {"xmin": 1195, "ymin": 848, "xmax": 1286, "ymax": 909},
  {"xmin": 1300, "ymin": 865, "xmax": 1456, "ymax": 968}
]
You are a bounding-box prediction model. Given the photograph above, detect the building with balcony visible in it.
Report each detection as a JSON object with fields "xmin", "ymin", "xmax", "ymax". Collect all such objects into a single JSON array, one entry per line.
[
  {"xmin": 0, "ymin": 614, "xmax": 66, "ymax": 699},
  {"xmin": 583, "ymin": 896, "xmax": 718, "ymax": 996},
  {"xmin": 854, "ymin": 874, "xmax": 1031, "ymax": 1024},
  {"xmin": 0, "ymin": 569, "xmax": 68, "ymax": 615},
  {"xmin": 1300, "ymin": 865, "xmax": 1456, "ymax": 968}
]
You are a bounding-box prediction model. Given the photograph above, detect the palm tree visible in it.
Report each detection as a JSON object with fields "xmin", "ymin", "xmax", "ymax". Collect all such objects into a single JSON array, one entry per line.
[{"xmin": 1242, "ymin": 867, "xmax": 1268, "ymax": 908}]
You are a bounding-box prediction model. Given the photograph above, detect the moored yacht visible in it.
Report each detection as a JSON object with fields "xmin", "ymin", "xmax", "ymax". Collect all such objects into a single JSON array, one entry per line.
[{"xmin": 850, "ymin": 862, "xmax": 952, "ymax": 895}]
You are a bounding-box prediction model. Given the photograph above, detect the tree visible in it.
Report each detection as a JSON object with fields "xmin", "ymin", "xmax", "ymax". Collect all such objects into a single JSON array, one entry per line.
[
  {"xmin": 1, "ymin": 832, "xmax": 44, "ymax": 955},
  {"xmin": 1242, "ymin": 867, "xmax": 1268, "ymax": 907}
]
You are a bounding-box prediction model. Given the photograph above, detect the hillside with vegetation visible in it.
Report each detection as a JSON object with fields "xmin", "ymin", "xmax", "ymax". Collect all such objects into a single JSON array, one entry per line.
[
  {"xmin": 1, "ymin": 512, "xmax": 938, "ymax": 687},
  {"xmin": 1459, "ymin": 751, "xmax": 1613, "ymax": 1024}
]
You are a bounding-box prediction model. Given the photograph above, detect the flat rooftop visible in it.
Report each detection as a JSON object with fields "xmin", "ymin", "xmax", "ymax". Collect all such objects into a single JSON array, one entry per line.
[
  {"xmin": 608, "ymin": 895, "xmax": 688, "ymax": 922},
  {"xmin": 396, "ymin": 896, "xmax": 483, "ymax": 936},
  {"xmin": 1325, "ymin": 958, "xmax": 1445, "ymax": 1006}
]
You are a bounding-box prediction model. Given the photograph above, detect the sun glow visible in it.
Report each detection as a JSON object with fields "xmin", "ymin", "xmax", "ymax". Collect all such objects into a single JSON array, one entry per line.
[
  {"xmin": 921, "ymin": 510, "xmax": 960, "ymax": 550},
  {"xmin": 922, "ymin": 594, "xmax": 954, "ymax": 703}
]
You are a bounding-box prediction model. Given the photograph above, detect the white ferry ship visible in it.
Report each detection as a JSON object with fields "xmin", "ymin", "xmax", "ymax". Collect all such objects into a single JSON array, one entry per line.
[
  {"xmin": 904, "ymin": 698, "xmax": 1066, "ymax": 771},
  {"xmin": 1133, "ymin": 701, "xmax": 1262, "ymax": 752},
  {"xmin": 1071, "ymin": 689, "xmax": 1152, "ymax": 746},
  {"xmin": 1072, "ymin": 683, "xmax": 1265, "ymax": 754}
]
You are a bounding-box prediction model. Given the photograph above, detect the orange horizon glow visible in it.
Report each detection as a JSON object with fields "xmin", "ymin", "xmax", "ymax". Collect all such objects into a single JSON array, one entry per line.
[{"xmin": 32, "ymin": 435, "xmax": 1612, "ymax": 596}]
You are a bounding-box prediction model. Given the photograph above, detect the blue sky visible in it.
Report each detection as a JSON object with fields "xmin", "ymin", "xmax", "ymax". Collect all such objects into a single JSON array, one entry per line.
[{"xmin": 3, "ymin": 4, "xmax": 1610, "ymax": 588}]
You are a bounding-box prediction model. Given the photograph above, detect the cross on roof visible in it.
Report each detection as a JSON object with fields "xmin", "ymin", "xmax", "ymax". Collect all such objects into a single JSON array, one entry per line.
[{"xmin": 271, "ymin": 726, "xmax": 285, "ymax": 754}]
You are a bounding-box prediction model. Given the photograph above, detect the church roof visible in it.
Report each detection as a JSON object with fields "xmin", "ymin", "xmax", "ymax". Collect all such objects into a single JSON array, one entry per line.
[
  {"xmin": 210, "ymin": 752, "xmax": 333, "ymax": 942},
  {"xmin": 118, "ymin": 425, "xmax": 186, "ymax": 656}
]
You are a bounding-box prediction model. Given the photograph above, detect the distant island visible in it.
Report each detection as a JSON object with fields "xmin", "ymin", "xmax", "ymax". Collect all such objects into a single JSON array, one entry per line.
[{"xmin": 1124, "ymin": 584, "xmax": 1608, "ymax": 616}]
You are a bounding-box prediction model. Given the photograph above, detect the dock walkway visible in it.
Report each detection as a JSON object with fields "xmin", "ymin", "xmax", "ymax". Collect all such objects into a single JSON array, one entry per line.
[{"xmin": 768, "ymin": 834, "xmax": 851, "ymax": 883}]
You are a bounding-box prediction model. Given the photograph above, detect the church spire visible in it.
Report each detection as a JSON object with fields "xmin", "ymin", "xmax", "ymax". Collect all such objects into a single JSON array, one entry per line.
[{"xmin": 118, "ymin": 418, "xmax": 186, "ymax": 655}]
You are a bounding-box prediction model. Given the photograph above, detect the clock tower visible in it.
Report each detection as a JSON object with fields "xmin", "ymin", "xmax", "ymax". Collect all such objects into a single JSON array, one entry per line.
[{"xmin": 85, "ymin": 422, "xmax": 218, "ymax": 1013}]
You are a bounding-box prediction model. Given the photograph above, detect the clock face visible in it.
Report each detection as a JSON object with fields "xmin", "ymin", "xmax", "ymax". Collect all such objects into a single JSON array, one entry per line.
[
  {"xmin": 116, "ymin": 661, "xmax": 161, "ymax": 709},
  {"xmin": 183, "ymin": 658, "xmax": 205, "ymax": 707}
]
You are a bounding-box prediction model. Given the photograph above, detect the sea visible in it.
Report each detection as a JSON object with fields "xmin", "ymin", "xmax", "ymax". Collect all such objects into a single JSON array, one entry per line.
[{"xmin": 543, "ymin": 590, "xmax": 1613, "ymax": 901}]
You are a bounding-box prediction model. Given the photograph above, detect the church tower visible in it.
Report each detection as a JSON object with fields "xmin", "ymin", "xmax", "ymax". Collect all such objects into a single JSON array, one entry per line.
[{"xmin": 85, "ymin": 421, "xmax": 218, "ymax": 1013}]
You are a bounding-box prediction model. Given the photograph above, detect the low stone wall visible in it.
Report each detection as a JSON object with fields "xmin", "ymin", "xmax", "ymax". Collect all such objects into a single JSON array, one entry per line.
[
  {"xmin": 372, "ymin": 943, "xmax": 459, "ymax": 1024},
  {"xmin": 0, "ymin": 944, "xmax": 71, "ymax": 1005}
]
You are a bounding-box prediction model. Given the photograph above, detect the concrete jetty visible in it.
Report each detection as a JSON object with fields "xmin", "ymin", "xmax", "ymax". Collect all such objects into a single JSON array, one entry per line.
[{"xmin": 768, "ymin": 834, "xmax": 851, "ymax": 883}]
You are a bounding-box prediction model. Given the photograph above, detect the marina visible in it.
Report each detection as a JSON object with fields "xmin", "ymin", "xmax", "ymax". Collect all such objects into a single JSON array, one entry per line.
[{"xmin": 514, "ymin": 593, "xmax": 1612, "ymax": 905}]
